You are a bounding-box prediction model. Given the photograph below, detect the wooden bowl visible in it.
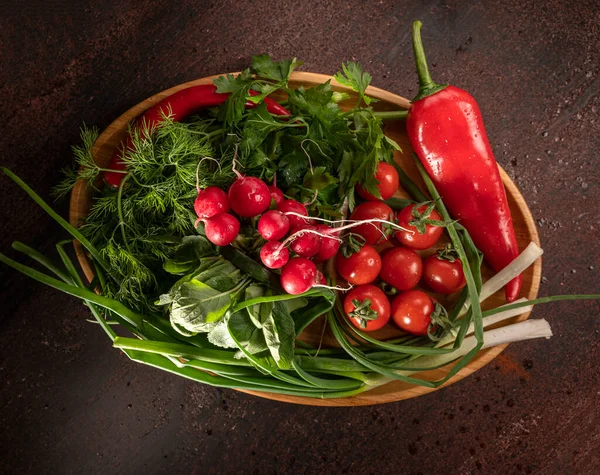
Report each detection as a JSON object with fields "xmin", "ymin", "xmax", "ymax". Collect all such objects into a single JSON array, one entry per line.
[{"xmin": 70, "ymin": 72, "xmax": 541, "ymax": 406}]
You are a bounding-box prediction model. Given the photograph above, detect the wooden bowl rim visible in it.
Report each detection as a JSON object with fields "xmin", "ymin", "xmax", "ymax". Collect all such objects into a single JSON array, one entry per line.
[{"xmin": 69, "ymin": 71, "xmax": 542, "ymax": 407}]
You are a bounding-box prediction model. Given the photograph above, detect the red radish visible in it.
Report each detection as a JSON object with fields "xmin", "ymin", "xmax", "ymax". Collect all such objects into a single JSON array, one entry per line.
[
  {"xmin": 289, "ymin": 225, "xmax": 322, "ymax": 257},
  {"xmin": 258, "ymin": 210, "xmax": 290, "ymax": 241},
  {"xmin": 268, "ymin": 185, "xmax": 285, "ymax": 207},
  {"xmin": 356, "ymin": 162, "xmax": 400, "ymax": 201},
  {"xmin": 194, "ymin": 186, "xmax": 229, "ymax": 219},
  {"xmin": 314, "ymin": 224, "xmax": 341, "ymax": 262},
  {"xmin": 203, "ymin": 213, "xmax": 240, "ymax": 246},
  {"xmin": 277, "ymin": 200, "xmax": 310, "ymax": 230},
  {"xmin": 349, "ymin": 201, "xmax": 395, "ymax": 245},
  {"xmin": 280, "ymin": 257, "xmax": 317, "ymax": 295},
  {"xmin": 228, "ymin": 176, "xmax": 271, "ymax": 218},
  {"xmin": 315, "ymin": 271, "xmax": 327, "ymax": 285},
  {"xmin": 260, "ymin": 241, "xmax": 289, "ymax": 269}
]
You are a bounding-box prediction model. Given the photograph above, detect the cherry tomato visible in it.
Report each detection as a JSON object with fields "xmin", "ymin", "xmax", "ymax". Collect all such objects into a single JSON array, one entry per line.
[
  {"xmin": 395, "ymin": 204, "xmax": 444, "ymax": 250},
  {"xmin": 423, "ymin": 254, "xmax": 466, "ymax": 294},
  {"xmin": 349, "ymin": 201, "xmax": 394, "ymax": 245},
  {"xmin": 379, "ymin": 247, "xmax": 422, "ymax": 291},
  {"xmin": 391, "ymin": 290, "xmax": 434, "ymax": 335},
  {"xmin": 335, "ymin": 245, "xmax": 382, "ymax": 285},
  {"xmin": 344, "ymin": 284, "xmax": 391, "ymax": 331},
  {"xmin": 356, "ymin": 162, "xmax": 399, "ymax": 201}
]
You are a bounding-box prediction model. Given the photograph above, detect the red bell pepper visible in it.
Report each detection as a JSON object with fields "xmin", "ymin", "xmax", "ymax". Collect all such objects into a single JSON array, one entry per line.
[
  {"xmin": 104, "ymin": 84, "xmax": 290, "ymax": 187},
  {"xmin": 406, "ymin": 21, "xmax": 522, "ymax": 302}
]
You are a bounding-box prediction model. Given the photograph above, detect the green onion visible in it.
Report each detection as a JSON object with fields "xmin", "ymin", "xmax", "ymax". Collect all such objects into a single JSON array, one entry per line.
[{"xmin": 1, "ymin": 167, "xmax": 119, "ymax": 284}]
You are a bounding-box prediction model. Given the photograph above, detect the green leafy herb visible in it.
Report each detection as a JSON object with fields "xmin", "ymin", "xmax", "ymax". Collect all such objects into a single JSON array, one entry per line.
[
  {"xmin": 251, "ymin": 55, "xmax": 302, "ymax": 82},
  {"xmin": 248, "ymin": 55, "xmax": 302, "ymax": 104},
  {"xmin": 52, "ymin": 126, "xmax": 102, "ymax": 198},
  {"xmin": 160, "ymin": 257, "xmax": 247, "ymax": 335},
  {"xmin": 163, "ymin": 235, "xmax": 216, "ymax": 275},
  {"xmin": 303, "ymin": 166, "xmax": 338, "ymax": 190},
  {"xmin": 241, "ymin": 103, "xmax": 303, "ymax": 155},
  {"xmin": 261, "ymin": 301, "xmax": 296, "ymax": 369},
  {"xmin": 334, "ymin": 62, "xmax": 376, "ymax": 106},
  {"xmin": 214, "ymin": 69, "xmax": 254, "ymax": 124}
]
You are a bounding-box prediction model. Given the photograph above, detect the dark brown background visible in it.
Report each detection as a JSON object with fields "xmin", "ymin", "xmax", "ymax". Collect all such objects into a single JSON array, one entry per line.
[{"xmin": 1, "ymin": 0, "xmax": 599, "ymax": 473}]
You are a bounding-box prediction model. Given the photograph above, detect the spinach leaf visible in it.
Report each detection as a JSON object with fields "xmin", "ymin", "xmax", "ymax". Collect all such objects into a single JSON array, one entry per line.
[
  {"xmin": 206, "ymin": 318, "xmax": 237, "ymax": 349},
  {"xmin": 170, "ymin": 280, "xmax": 235, "ymax": 334},
  {"xmin": 226, "ymin": 289, "xmax": 334, "ymax": 369},
  {"xmin": 160, "ymin": 258, "xmax": 247, "ymax": 335},
  {"xmin": 225, "ymin": 291, "xmax": 299, "ymax": 368},
  {"xmin": 208, "ymin": 306, "xmax": 268, "ymax": 355},
  {"xmin": 244, "ymin": 284, "xmax": 266, "ymax": 327},
  {"xmin": 163, "ymin": 235, "xmax": 215, "ymax": 275},
  {"xmin": 237, "ymin": 286, "xmax": 294, "ymax": 365},
  {"xmin": 261, "ymin": 301, "xmax": 295, "ymax": 369}
]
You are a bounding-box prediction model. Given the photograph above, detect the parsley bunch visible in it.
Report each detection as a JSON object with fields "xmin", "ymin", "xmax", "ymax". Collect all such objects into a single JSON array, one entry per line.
[{"xmin": 213, "ymin": 55, "xmax": 400, "ymax": 213}]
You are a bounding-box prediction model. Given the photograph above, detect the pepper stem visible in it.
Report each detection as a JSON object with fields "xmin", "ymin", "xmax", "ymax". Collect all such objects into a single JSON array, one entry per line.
[{"xmin": 411, "ymin": 21, "xmax": 448, "ymax": 101}]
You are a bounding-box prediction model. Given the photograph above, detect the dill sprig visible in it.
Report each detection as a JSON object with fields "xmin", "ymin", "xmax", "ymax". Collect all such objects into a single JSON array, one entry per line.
[
  {"xmin": 53, "ymin": 126, "xmax": 102, "ymax": 198},
  {"xmin": 61, "ymin": 114, "xmax": 232, "ymax": 314}
]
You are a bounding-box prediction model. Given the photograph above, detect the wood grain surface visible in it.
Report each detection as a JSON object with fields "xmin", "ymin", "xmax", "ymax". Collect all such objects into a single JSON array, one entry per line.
[{"xmin": 70, "ymin": 72, "xmax": 541, "ymax": 406}]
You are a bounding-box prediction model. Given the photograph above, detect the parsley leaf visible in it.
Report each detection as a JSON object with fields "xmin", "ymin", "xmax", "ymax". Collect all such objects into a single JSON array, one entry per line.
[
  {"xmin": 288, "ymin": 82, "xmax": 334, "ymax": 115},
  {"xmin": 303, "ymin": 166, "xmax": 338, "ymax": 190},
  {"xmin": 251, "ymin": 54, "xmax": 302, "ymax": 82},
  {"xmin": 384, "ymin": 135, "xmax": 402, "ymax": 151},
  {"xmin": 288, "ymin": 82, "xmax": 352, "ymax": 149},
  {"xmin": 213, "ymin": 69, "xmax": 253, "ymax": 124},
  {"xmin": 278, "ymin": 150, "xmax": 309, "ymax": 189},
  {"xmin": 247, "ymin": 55, "xmax": 303, "ymax": 104},
  {"xmin": 334, "ymin": 62, "xmax": 376, "ymax": 105},
  {"xmin": 242, "ymin": 103, "xmax": 292, "ymax": 153}
]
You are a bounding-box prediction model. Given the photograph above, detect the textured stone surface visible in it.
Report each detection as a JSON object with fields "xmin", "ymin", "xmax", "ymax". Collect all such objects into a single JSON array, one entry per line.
[{"xmin": 0, "ymin": 1, "xmax": 598, "ymax": 473}]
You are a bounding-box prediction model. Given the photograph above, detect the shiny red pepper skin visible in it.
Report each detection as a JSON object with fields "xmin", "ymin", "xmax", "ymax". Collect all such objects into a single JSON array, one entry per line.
[
  {"xmin": 104, "ymin": 84, "xmax": 290, "ymax": 187},
  {"xmin": 406, "ymin": 22, "xmax": 521, "ymax": 302}
]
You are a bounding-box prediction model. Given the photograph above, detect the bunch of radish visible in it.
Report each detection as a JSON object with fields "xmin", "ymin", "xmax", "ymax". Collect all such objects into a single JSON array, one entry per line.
[
  {"xmin": 192, "ymin": 165, "xmax": 340, "ymax": 292},
  {"xmin": 258, "ymin": 199, "xmax": 343, "ymax": 294},
  {"xmin": 194, "ymin": 167, "xmax": 273, "ymax": 246}
]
